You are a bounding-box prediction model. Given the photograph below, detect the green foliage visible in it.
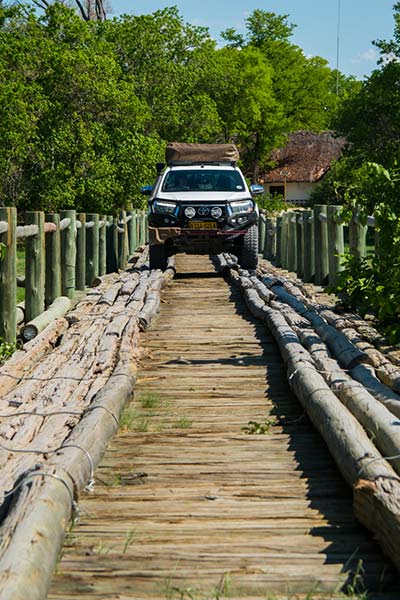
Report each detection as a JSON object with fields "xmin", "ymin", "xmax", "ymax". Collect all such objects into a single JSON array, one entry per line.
[
  {"xmin": 0, "ymin": 4, "xmax": 352, "ymax": 210},
  {"xmin": 257, "ymin": 193, "xmax": 291, "ymax": 214},
  {"xmin": 0, "ymin": 338, "xmax": 17, "ymax": 365},
  {"xmin": 242, "ymin": 418, "xmax": 276, "ymax": 434}
]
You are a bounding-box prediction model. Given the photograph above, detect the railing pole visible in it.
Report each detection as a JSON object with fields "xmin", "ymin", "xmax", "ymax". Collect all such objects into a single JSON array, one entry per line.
[
  {"xmin": 288, "ymin": 212, "xmax": 297, "ymax": 273},
  {"xmin": 118, "ymin": 210, "xmax": 128, "ymax": 270},
  {"xmin": 280, "ymin": 213, "xmax": 288, "ymax": 269},
  {"xmin": 275, "ymin": 216, "xmax": 282, "ymax": 266},
  {"xmin": 303, "ymin": 210, "xmax": 315, "ymax": 283},
  {"xmin": 106, "ymin": 216, "xmax": 118, "ymax": 273},
  {"xmin": 76, "ymin": 213, "xmax": 86, "ymax": 291},
  {"xmin": 45, "ymin": 213, "xmax": 61, "ymax": 306},
  {"xmin": 314, "ymin": 204, "xmax": 329, "ymax": 285},
  {"xmin": 349, "ymin": 208, "xmax": 367, "ymax": 260},
  {"xmin": 265, "ymin": 218, "xmax": 276, "ymax": 260},
  {"xmin": 141, "ymin": 210, "xmax": 146, "ymax": 246},
  {"xmin": 25, "ymin": 211, "xmax": 45, "ymax": 321},
  {"xmin": 327, "ymin": 205, "xmax": 344, "ymax": 286},
  {"xmin": 296, "ymin": 213, "xmax": 303, "ymax": 278},
  {"xmin": 259, "ymin": 214, "xmax": 266, "ymax": 256},
  {"xmin": 86, "ymin": 213, "xmax": 99, "ymax": 286},
  {"xmin": 127, "ymin": 210, "xmax": 136, "ymax": 255},
  {"xmin": 98, "ymin": 215, "xmax": 107, "ymax": 277},
  {"xmin": 60, "ymin": 209, "xmax": 76, "ymax": 298},
  {"xmin": 0, "ymin": 207, "xmax": 17, "ymax": 342}
]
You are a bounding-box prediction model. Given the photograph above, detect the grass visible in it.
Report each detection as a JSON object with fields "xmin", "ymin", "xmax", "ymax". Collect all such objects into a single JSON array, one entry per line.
[
  {"xmin": 174, "ymin": 416, "xmax": 193, "ymax": 429},
  {"xmin": 119, "ymin": 406, "xmax": 139, "ymax": 431},
  {"xmin": 139, "ymin": 392, "xmax": 162, "ymax": 410},
  {"xmin": 16, "ymin": 244, "xmax": 25, "ymax": 303}
]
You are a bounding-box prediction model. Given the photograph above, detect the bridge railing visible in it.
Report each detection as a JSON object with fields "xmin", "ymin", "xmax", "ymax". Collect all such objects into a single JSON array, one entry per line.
[
  {"xmin": 0, "ymin": 207, "xmax": 148, "ymax": 343},
  {"xmin": 259, "ymin": 204, "xmax": 376, "ymax": 286}
]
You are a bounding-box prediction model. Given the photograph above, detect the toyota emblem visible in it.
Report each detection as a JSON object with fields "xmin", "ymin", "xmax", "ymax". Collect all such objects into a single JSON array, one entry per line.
[{"xmin": 197, "ymin": 206, "xmax": 210, "ymax": 216}]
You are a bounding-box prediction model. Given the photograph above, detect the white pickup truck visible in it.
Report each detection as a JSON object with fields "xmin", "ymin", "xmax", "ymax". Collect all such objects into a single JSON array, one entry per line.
[{"xmin": 141, "ymin": 143, "xmax": 263, "ymax": 270}]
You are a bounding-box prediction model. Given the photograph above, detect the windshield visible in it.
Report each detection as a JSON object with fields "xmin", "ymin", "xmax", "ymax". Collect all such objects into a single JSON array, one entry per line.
[{"xmin": 162, "ymin": 170, "xmax": 246, "ymax": 193}]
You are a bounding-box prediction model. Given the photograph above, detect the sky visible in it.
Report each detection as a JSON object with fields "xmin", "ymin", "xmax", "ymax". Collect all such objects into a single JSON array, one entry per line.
[{"xmin": 109, "ymin": 0, "xmax": 397, "ymax": 80}]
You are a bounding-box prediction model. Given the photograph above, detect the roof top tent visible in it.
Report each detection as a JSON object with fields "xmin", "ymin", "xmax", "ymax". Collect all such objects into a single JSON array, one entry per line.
[{"xmin": 165, "ymin": 143, "xmax": 240, "ymax": 166}]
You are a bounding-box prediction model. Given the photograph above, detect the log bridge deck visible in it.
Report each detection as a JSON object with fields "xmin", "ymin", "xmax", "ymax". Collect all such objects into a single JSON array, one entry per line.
[{"xmin": 48, "ymin": 255, "xmax": 399, "ymax": 599}]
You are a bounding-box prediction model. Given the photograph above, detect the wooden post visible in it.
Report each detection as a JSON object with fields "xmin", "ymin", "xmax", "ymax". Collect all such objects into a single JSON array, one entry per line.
[
  {"xmin": 141, "ymin": 210, "xmax": 146, "ymax": 246},
  {"xmin": 86, "ymin": 213, "xmax": 99, "ymax": 286},
  {"xmin": 265, "ymin": 218, "xmax": 276, "ymax": 260},
  {"xmin": 314, "ymin": 204, "xmax": 329, "ymax": 285},
  {"xmin": 288, "ymin": 212, "xmax": 297, "ymax": 273},
  {"xmin": 296, "ymin": 213, "xmax": 303, "ymax": 278},
  {"xmin": 127, "ymin": 210, "xmax": 136, "ymax": 256},
  {"xmin": 76, "ymin": 213, "xmax": 86, "ymax": 291},
  {"xmin": 302, "ymin": 210, "xmax": 315, "ymax": 283},
  {"xmin": 60, "ymin": 209, "xmax": 76, "ymax": 298},
  {"xmin": 0, "ymin": 207, "xmax": 17, "ymax": 342},
  {"xmin": 327, "ymin": 205, "xmax": 344, "ymax": 286},
  {"xmin": 45, "ymin": 213, "xmax": 61, "ymax": 306},
  {"xmin": 25, "ymin": 211, "xmax": 45, "ymax": 322},
  {"xmin": 145, "ymin": 211, "xmax": 149, "ymax": 243},
  {"xmin": 106, "ymin": 216, "xmax": 118, "ymax": 273},
  {"xmin": 349, "ymin": 208, "xmax": 367, "ymax": 260},
  {"xmin": 118, "ymin": 210, "xmax": 128, "ymax": 270},
  {"xmin": 280, "ymin": 213, "xmax": 288, "ymax": 269},
  {"xmin": 98, "ymin": 215, "xmax": 107, "ymax": 277},
  {"xmin": 275, "ymin": 216, "xmax": 282, "ymax": 266},
  {"xmin": 259, "ymin": 214, "xmax": 266, "ymax": 256}
]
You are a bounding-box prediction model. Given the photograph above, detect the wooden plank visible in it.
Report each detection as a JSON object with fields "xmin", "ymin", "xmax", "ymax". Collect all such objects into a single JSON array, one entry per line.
[{"xmin": 49, "ymin": 255, "xmax": 398, "ymax": 599}]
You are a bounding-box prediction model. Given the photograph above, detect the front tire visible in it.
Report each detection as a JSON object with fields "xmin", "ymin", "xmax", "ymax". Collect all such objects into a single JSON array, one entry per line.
[
  {"xmin": 149, "ymin": 244, "xmax": 168, "ymax": 270},
  {"xmin": 239, "ymin": 225, "xmax": 259, "ymax": 270}
]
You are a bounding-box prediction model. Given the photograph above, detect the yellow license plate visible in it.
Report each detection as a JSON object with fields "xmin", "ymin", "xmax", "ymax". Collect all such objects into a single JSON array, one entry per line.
[{"xmin": 189, "ymin": 221, "xmax": 217, "ymax": 229}]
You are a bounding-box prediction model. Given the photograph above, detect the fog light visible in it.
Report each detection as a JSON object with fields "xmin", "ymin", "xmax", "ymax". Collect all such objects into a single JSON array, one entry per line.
[
  {"xmin": 211, "ymin": 207, "xmax": 222, "ymax": 218},
  {"xmin": 184, "ymin": 207, "xmax": 196, "ymax": 218},
  {"xmin": 237, "ymin": 216, "xmax": 248, "ymax": 224}
]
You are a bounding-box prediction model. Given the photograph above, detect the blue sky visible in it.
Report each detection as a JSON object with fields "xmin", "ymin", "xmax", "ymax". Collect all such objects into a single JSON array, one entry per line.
[{"xmin": 110, "ymin": 0, "xmax": 397, "ymax": 79}]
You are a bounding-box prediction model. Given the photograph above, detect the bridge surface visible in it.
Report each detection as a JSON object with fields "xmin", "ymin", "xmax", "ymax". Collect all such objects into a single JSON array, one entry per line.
[{"xmin": 49, "ymin": 255, "xmax": 397, "ymax": 599}]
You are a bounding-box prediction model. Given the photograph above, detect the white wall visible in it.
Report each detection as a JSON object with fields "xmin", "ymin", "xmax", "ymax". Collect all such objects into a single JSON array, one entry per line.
[{"xmin": 268, "ymin": 182, "xmax": 315, "ymax": 204}]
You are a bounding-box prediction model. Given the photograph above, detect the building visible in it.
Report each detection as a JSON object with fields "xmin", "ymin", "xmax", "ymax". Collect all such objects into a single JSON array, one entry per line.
[{"xmin": 261, "ymin": 131, "xmax": 346, "ymax": 205}]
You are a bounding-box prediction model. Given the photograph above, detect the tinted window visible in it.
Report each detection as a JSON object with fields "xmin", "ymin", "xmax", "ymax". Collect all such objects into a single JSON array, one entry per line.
[{"xmin": 162, "ymin": 170, "xmax": 245, "ymax": 192}]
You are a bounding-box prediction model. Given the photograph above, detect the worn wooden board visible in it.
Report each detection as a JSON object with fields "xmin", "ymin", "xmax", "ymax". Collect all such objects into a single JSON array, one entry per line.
[{"xmin": 49, "ymin": 256, "xmax": 399, "ymax": 600}]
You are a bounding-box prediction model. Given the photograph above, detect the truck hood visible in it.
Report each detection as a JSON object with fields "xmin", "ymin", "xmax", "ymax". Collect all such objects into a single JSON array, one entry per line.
[{"xmin": 156, "ymin": 191, "xmax": 251, "ymax": 202}]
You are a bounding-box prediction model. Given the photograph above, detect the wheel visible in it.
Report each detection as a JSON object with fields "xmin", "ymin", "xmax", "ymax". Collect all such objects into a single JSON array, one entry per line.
[
  {"xmin": 239, "ymin": 225, "xmax": 259, "ymax": 270},
  {"xmin": 149, "ymin": 244, "xmax": 168, "ymax": 270}
]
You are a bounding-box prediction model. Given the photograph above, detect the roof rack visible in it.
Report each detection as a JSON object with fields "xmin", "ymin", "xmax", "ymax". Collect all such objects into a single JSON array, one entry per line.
[{"xmin": 168, "ymin": 160, "xmax": 237, "ymax": 167}]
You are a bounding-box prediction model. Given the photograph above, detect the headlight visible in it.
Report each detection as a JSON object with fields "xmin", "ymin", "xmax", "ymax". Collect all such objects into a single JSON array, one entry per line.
[
  {"xmin": 152, "ymin": 200, "xmax": 177, "ymax": 215},
  {"xmin": 211, "ymin": 207, "xmax": 222, "ymax": 218},
  {"xmin": 229, "ymin": 199, "xmax": 254, "ymax": 214},
  {"xmin": 184, "ymin": 206, "xmax": 196, "ymax": 219}
]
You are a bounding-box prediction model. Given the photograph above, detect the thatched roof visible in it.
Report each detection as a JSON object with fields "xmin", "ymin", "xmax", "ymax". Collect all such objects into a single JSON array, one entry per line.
[{"xmin": 262, "ymin": 131, "xmax": 346, "ymax": 183}]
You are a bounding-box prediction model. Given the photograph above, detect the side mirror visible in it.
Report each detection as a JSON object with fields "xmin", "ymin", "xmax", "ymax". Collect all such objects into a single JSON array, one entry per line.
[
  {"xmin": 156, "ymin": 162, "xmax": 165, "ymax": 174},
  {"xmin": 250, "ymin": 183, "xmax": 264, "ymax": 196},
  {"xmin": 140, "ymin": 185, "xmax": 153, "ymax": 196}
]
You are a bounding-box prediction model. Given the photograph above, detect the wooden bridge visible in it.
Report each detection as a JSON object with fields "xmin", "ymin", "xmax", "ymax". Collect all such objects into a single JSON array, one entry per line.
[{"xmin": 1, "ymin": 252, "xmax": 400, "ymax": 599}]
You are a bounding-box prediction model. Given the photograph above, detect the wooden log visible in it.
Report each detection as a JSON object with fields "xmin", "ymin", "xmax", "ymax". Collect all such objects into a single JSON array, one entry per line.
[
  {"xmin": 0, "ymin": 207, "xmax": 17, "ymax": 343},
  {"xmin": 86, "ymin": 213, "xmax": 99, "ymax": 286},
  {"xmin": 0, "ymin": 318, "xmax": 68, "ymax": 398},
  {"xmin": 98, "ymin": 282, "xmax": 122, "ymax": 306},
  {"xmin": 261, "ymin": 276, "xmax": 368, "ymax": 369},
  {"xmin": 45, "ymin": 213, "xmax": 61, "ymax": 307},
  {"xmin": 126, "ymin": 210, "xmax": 136, "ymax": 255},
  {"xmin": 314, "ymin": 204, "xmax": 328, "ymax": 285},
  {"xmin": 302, "ymin": 209, "xmax": 315, "ymax": 283},
  {"xmin": 21, "ymin": 296, "xmax": 71, "ymax": 342},
  {"xmin": 280, "ymin": 213, "xmax": 289, "ymax": 270},
  {"xmin": 25, "ymin": 211, "xmax": 45, "ymax": 323},
  {"xmin": 60, "ymin": 210, "xmax": 76, "ymax": 299},
  {"xmin": 76, "ymin": 213, "xmax": 86, "ymax": 291},
  {"xmin": 98, "ymin": 215, "xmax": 107, "ymax": 277},
  {"xmin": 327, "ymin": 205, "xmax": 344, "ymax": 287},
  {"xmin": 0, "ymin": 467, "xmax": 74, "ymax": 600},
  {"xmin": 232, "ymin": 271, "xmax": 400, "ymax": 571},
  {"xmin": 16, "ymin": 303, "xmax": 24, "ymax": 326}
]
